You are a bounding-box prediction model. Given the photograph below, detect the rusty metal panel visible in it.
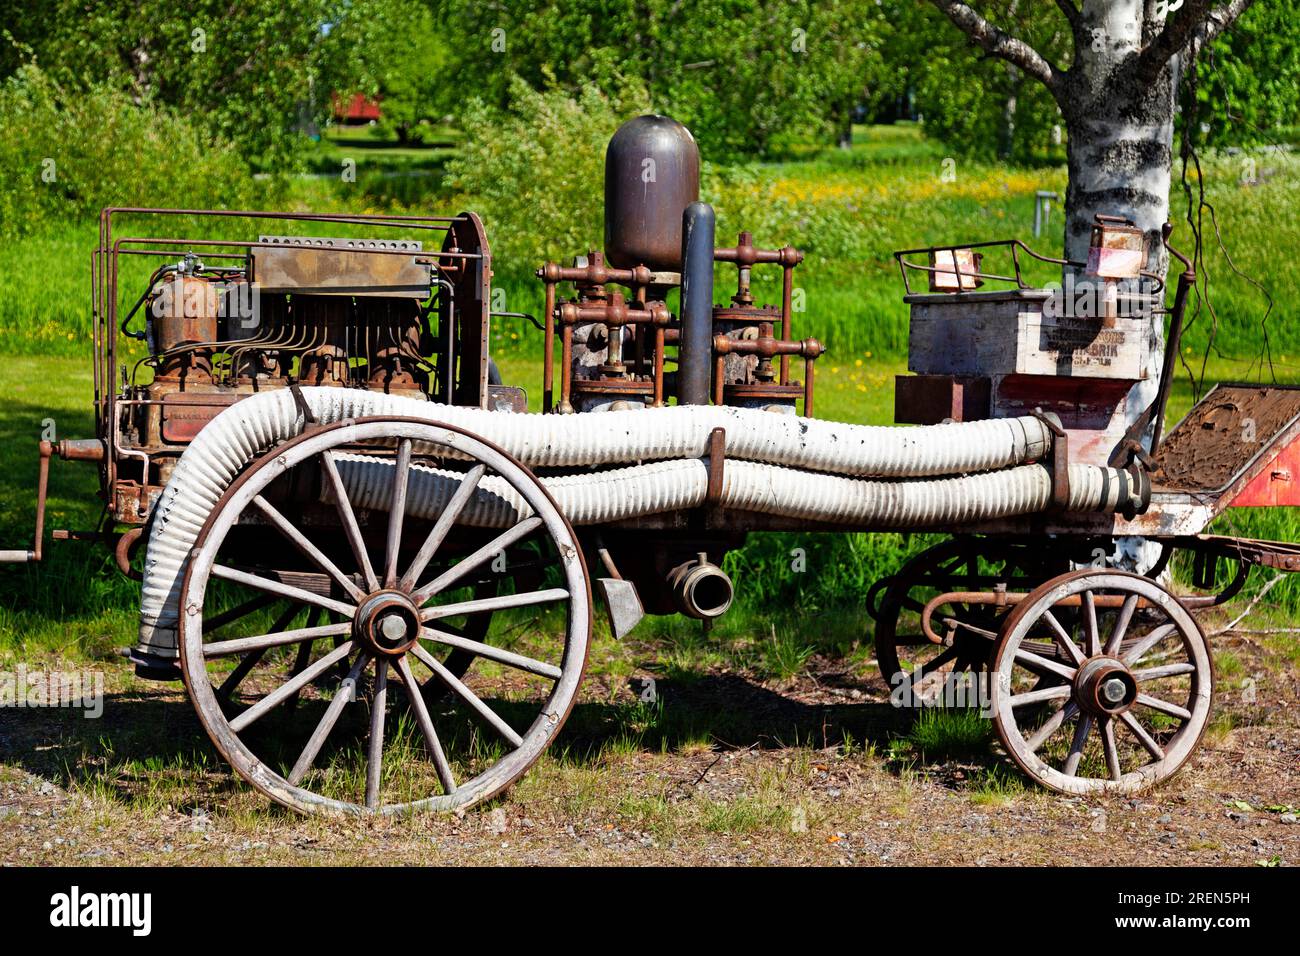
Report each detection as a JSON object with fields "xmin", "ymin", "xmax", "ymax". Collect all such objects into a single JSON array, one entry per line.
[
  {"xmin": 160, "ymin": 393, "xmax": 244, "ymax": 443},
  {"xmin": 250, "ymin": 236, "xmax": 431, "ymax": 297},
  {"xmin": 894, "ymin": 374, "xmax": 990, "ymax": 424},
  {"xmin": 1154, "ymin": 384, "xmax": 1300, "ymax": 493}
]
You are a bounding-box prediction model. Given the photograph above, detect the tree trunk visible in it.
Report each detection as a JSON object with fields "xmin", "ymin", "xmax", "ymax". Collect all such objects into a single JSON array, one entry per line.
[
  {"xmin": 1058, "ymin": 1, "xmax": 1182, "ymax": 459},
  {"xmin": 1062, "ymin": 2, "xmax": 1177, "ymax": 276}
]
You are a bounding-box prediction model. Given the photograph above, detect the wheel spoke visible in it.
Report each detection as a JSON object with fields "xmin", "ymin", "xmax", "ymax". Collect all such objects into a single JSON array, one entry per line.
[
  {"xmin": 394, "ymin": 656, "xmax": 457, "ymax": 795},
  {"xmin": 288, "ymin": 652, "xmax": 369, "ymax": 786},
  {"xmin": 1082, "ymin": 590, "xmax": 1100, "ymax": 657},
  {"xmin": 1013, "ymin": 647, "xmax": 1077, "ymax": 682},
  {"xmin": 1041, "ymin": 609, "xmax": 1086, "ymax": 666},
  {"xmin": 910, "ymin": 644, "xmax": 959, "ymax": 681},
  {"xmin": 203, "ymin": 621, "xmax": 352, "ymax": 659},
  {"xmin": 1135, "ymin": 692, "xmax": 1192, "ymax": 721},
  {"xmin": 1010, "ymin": 684, "xmax": 1072, "ymax": 708},
  {"xmin": 320, "ymin": 450, "xmax": 380, "ymax": 592},
  {"xmin": 1118, "ymin": 710, "xmax": 1166, "ymax": 760},
  {"xmin": 421, "ymin": 587, "xmax": 569, "ymax": 622},
  {"xmin": 286, "ymin": 608, "xmax": 323, "ymax": 709},
  {"xmin": 399, "ymin": 463, "xmax": 487, "ymax": 592},
  {"xmin": 366, "ymin": 659, "xmax": 388, "ymax": 809},
  {"xmin": 1063, "ymin": 714, "xmax": 1094, "ymax": 776},
  {"xmin": 1104, "ymin": 593, "xmax": 1139, "ymax": 656},
  {"xmin": 1024, "ymin": 701, "xmax": 1078, "ymax": 753},
  {"xmin": 384, "ymin": 439, "xmax": 413, "ymax": 588},
  {"xmin": 410, "ymin": 644, "xmax": 523, "ymax": 748},
  {"xmin": 412, "ymin": 516, "xmax": 543, "ymax": 605},
  {"xmin": 217, "ymin": 648, "xmax": 267, "ymax": 702},
  {"xmin": 891, "ymin": 633, "xmax": 936, "ymax": 647},
  {"xmin": 229, "ymin": 642, "xmax": 354, "ymax": 733},
  {"xmin": 250, "ymin": 495, "xmax": 366, "ymax": 602},
  {"xmin": 1120, "ymin": 622, "xmax": 1177, "ymax": 665},
  {"xmin": 215, "ymin": 602, "xmax": 303, "ymax": 697},
  {"xmin": 203, "ymin": 594, "xmax": 276, "ymax": 633},
  {"xmin": 1101, "ymin": 717, "xmax": 1122, "ymax": 781},
  {"xmin": 210, "ymin": 564, "xmax": 356, "ymax": 619},
  {"xmin": 1131, "ymin": 662, "xmax": 1196, "ymax": 681},
  {"xmin": 419, "ymin": 626, "xmax": 562, "ymax": 680}
]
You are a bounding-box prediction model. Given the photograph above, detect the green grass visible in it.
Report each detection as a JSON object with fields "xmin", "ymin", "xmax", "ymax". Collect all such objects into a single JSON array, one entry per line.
[
  {"xmin": 2, "ymin": 122, "xmax": 1300, "ymax": 667},
  {"xmin": 901, "ymin": 707, "xmax": 993, "ymax": 762}
]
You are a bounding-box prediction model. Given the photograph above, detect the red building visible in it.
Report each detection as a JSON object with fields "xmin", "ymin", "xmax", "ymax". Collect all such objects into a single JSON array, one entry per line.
[{"xmin": 331, "ymin": 93, "xmax": 382, "ymax": 125}]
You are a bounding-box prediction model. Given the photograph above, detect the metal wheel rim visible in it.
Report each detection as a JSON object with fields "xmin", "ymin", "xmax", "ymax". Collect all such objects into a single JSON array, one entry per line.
[
  {"xmin": 990, "ymin": 570, "xmax": 1213, "ymax": 796},
  {"xmin": 178, "ymin": 416, "xmax": 592, "ymax": 816}
]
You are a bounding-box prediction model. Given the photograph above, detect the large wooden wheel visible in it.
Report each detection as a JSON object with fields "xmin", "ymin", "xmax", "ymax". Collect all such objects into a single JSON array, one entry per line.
[
  {"xmin": 178, "ymin": 417, "xmax": 591, "ymax": 815},
  {"xmin": 989, "ymin": 569, "xmax": 1213, "ymax": 795},
  {"xmin": 873, "ymin": 537, "xmax": 1065, "ymax": 706}
]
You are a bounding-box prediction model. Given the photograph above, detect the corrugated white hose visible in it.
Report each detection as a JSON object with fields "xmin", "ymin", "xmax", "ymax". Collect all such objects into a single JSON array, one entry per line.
[
  {"xmin": 137, "ymin": 386, "xmax": 1057, "ymax": 656},
  {"xmin": 331, "ymin": 455, "xmax": 1132, "ymax": 528}
]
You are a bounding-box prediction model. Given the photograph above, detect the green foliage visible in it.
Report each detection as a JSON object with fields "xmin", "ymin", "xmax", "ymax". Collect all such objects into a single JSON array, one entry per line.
[
  {"xmin": 5, "ymin": 0, "xmax": 371, "ymax": 171},
  {"xmin": 881, "ymin": 0, "xmax": 1067, "ymax": 163},
  {"xmin": 0, "ymin": 64, "xmax": 260, "ymax": 238},
  {"xmin": 443, "ymin": 75, "xmax": 650, "ymax": 283},
  {"xmin": 433, "ymin": 0, "xmax": 895, "ymax": 160},
  {"xmin": 1194, "ymin": 1, "xmax": 1300, "ymax": 147},
  {"xmin": 902, "ymin": 707, "xmax": 992, "ymax": 760},
  {"xmin": 323, "ymin": 0, "xmax": 456, "ymax": 144}
]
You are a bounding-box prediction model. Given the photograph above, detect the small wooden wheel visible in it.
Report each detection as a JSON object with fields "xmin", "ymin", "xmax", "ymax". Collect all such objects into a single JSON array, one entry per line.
[
  {"xmin": 178, "ymin": 417, "xmax": 591, "ymax": 815},
  {"xmin": 989, "ymin": 569, "xmax": 1213, "ymax": 795}
]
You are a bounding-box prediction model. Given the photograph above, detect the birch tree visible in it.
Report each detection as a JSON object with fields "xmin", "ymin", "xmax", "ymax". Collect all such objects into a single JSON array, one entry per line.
[{"xmin": 929, "ymin": 0, "xmax": 1258, "ymax": 273}]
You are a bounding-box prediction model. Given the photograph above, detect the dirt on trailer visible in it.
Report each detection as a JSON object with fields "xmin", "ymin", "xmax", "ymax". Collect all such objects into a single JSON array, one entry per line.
[
  {"xmin": 1154, "ymin": 385, "xmax": 1300, "ymax": 492},
  {"xmin": 1, "ymin": 620, "xmax": 1297, "ymax": 867}
]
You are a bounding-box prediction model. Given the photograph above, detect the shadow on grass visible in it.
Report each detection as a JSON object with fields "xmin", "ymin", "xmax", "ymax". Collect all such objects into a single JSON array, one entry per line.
[{"xmin": 0, "ymin": 670, "xmax": 937, "ymax": 812}]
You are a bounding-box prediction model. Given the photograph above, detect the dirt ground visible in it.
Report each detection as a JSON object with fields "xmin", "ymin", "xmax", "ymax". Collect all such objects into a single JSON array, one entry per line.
[{"xmin": 1, "ymin": 627, "xmax": 1296, "ymax": 867}]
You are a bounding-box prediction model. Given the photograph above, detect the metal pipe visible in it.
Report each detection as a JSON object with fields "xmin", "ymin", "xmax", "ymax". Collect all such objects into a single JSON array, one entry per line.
[
  {"xmin": 1149, "ymin": 225, "xmax": 1196, "ymax": 454},
  {"xmin": 678, "ymin": 202, "xmax": 715, "ymax": 406},
  {"xmin": 668, "ymin": 553, "xmax": 734, "ymax": 620}
]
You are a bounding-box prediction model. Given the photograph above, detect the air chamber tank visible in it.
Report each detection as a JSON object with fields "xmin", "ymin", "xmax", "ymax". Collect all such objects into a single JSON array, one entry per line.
[{"xmin": 604, "ymin": 115, "xmax": 701, "ymax": 271}]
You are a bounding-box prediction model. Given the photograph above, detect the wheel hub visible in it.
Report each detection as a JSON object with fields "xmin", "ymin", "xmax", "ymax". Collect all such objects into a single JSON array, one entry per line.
[
  {"xmin": 1074, "ymin": 656, "xmax": 1137, "ymax": 716},
  {"xmin": 354, "ymin": 590, "xmax": 422, "ymax": 657}
]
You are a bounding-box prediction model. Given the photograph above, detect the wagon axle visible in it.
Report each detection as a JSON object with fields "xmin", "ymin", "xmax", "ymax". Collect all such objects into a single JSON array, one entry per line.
[{"xmin": 356, "ymin": 592, "xmax": 422, "ymax": 657}]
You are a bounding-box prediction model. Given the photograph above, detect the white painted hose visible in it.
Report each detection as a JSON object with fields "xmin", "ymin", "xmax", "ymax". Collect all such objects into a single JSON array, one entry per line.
[
  {"xmin": 134, "ymin": 386, "xmax": 1081, "ymax": 658},
  {"xmin": 332, "ymin": 455, "xmax": 1135, "ymax": 529}
]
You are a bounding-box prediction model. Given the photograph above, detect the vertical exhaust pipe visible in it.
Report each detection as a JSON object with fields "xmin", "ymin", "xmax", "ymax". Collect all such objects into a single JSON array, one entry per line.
[{"xmin": 678, "ymin": 202, "xmax": 715, "ymax": 406}]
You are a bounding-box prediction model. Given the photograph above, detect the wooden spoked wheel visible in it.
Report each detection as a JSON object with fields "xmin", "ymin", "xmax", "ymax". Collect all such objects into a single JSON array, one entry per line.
[
  {"xmin": 178, "ymin": 417, "xmax": 591, "ymax": 815},
  {"xmin": 874, "ymin": 537, "xmax": 1064, "ymax": 706},
  {"xmin": 990, "ymin": 570, "xmax": 1213, "ymax": 795}
]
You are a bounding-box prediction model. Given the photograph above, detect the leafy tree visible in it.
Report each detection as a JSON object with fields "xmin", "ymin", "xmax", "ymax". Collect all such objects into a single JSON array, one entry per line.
[
  {"xmin": 1192, "ymin": 1, "xmax": 1300, "ymax": 146},
  {"xmin": 2, "ymin": 0, "xmax": 366, "ymax": 170},
  {"xmin": 921, "ymin": 0, "xmax": 1259, "ymax": 270},
  {"xmin": 432, "ymin": 0, "xmax": 895, "ymax": 159},
  {"xmin": 323, "ymin": 0, "xmax": 455, "ymax": 144},
  {"xmin": 883, "ymin": 0, "xmax": 1069, "ymax": 162}
]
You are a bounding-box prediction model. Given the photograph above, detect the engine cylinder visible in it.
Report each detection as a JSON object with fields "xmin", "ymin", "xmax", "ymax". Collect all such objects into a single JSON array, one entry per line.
[{"xmin": 604, "ymin": 115, "xmax": 700, "ymax": 271}]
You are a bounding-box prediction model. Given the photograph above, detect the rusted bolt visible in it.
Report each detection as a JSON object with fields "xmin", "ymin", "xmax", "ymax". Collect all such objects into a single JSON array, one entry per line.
[{"xmin": 1101, "ymin": 677, "xmax": 1128, "ymax": 705}]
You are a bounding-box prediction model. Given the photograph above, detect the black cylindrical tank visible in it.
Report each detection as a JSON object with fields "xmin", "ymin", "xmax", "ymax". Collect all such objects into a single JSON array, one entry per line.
[{"xmin": 604, "ymin": 115, "xmax": 700, "ymax": 271}]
